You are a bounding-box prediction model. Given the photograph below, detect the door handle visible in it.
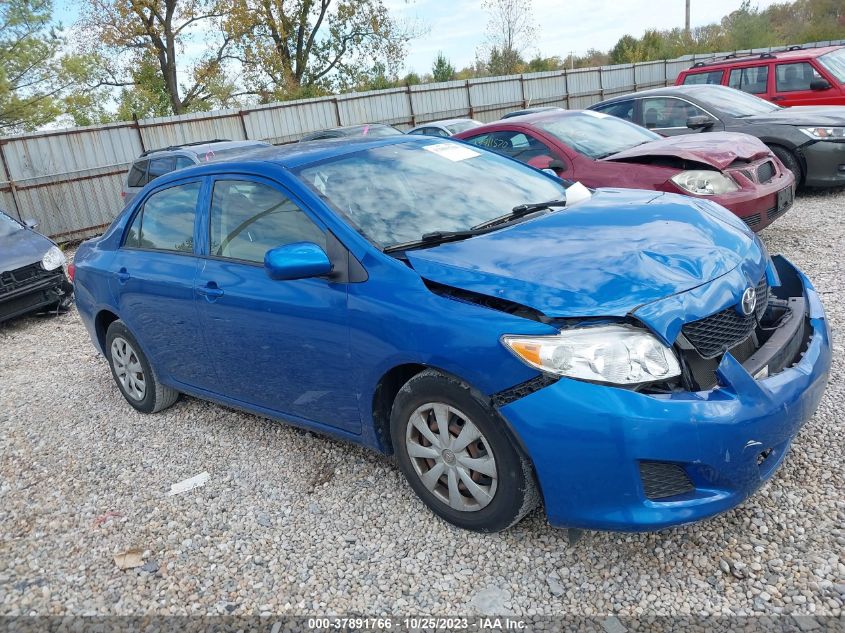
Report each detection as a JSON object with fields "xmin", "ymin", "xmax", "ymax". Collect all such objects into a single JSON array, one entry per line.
[
  {"xmin": 117, "ymin": 268, "xmax": 130, "ymax": 283},
  {"xmin": 197, "ymin": 282, "xmax": 224, "ymax": 300}
]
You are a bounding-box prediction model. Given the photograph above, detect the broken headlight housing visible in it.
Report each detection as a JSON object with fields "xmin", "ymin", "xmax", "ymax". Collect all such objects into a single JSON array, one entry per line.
[
  {"xmin": 41, "ymin": 245, "xmax": 65, "ymax": 271},
  {"xmin": 502, "ymin": 324, "xmax": 681, "ymax": 385}
]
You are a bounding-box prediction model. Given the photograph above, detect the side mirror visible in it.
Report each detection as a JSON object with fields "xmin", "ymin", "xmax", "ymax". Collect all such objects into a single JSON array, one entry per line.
[
  {"xmin": 810, "ymin": 79, "xmax": 831, "ymax": 91},
  {"xmin": 548, "ymin": 158, "xmax": 567, "ymax": 171},
  {"xmin": 686, "ymin": 114, "xmax": 715, "ymax": 130},
  {"xmin": 24, "ymin": 218, "xmax": 39, "ymax": 229},
  {"xmin": 264, "ymin": 242, "xmax": 332, "ymax": 281}
]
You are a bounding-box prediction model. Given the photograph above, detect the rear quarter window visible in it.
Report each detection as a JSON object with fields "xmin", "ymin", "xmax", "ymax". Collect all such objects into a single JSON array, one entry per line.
[
  {"xmin": 127, "ymin": 160, "xmax": 148, "ymax": 188},
  {"xmin": 682, "ymin": 70, "xmax": 724, "ymax": 85}
]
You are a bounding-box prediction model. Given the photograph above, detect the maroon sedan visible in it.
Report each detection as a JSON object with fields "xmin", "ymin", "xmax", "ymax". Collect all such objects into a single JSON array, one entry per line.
[{"xmin": 454, "ymin": 110, "xmax": 795, "ymax": 231}]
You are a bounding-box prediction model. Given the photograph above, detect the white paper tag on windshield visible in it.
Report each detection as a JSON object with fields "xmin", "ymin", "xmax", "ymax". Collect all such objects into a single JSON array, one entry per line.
[
  {"xmin": 423, "ymin": 143, "xmax": 480, "ymax": 161},
  {"xmin": 565, "ymin": 181, "xmax": 592, "ymax": 206}
]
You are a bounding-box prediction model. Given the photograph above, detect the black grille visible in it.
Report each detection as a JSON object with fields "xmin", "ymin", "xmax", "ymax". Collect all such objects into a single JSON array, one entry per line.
[
  {"xmin": 639, "ymin": 462, "xmax": 694, "ymax": 500},
  {"xmin": 0, "ymin": 263, "xmax": 54, "ymax": 296},
  {"xmin": 743, "ymin": 213, "xmax": 762, "ymax": 228},
  {"xmin": 756, "ymin": 160, "xmax": 775, "ymax": 183},
  {"xmin": 682, "ymin": 278, "xmax": 768, "ymax": 359}
]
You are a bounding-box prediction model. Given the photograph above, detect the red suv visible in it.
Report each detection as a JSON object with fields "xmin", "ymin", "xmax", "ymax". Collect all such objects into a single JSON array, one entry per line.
[{"xmin": 675, "ymin": 45, "xmax": 845, "ymax": 107}]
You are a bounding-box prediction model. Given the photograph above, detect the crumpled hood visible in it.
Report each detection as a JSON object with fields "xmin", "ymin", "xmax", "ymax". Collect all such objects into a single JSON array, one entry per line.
[
  {"xmin": 0, "ymin": 229, "xmax": 53, "ymax": 273},
  {"xmin": 743, "ymin": 106, "xmax": 845, "ymax": 126},
  {"xmin": 406, "ymin": 189, "xmax": 761, "ymax": 320},
  {"xmin": 603, "ymin": 131, "xmax": 771, "ymax": 170}
]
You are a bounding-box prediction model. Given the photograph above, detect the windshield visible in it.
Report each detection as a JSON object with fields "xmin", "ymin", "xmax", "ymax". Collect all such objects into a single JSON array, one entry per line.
[
  {"xmin": 535, "ymin": 112, "xmax": 661, "ymax": 159},
  {"xmin": 694, "ymin": 85, "xmax": 780, "ymax": 116},
  {"xmin": 295, "ymin": 140, "xmax": 566, "ymax": 248},
  {"xmin": 445, "ymin": 120, "xmax": 482, "ymax": 134},
  {"xmin": 819, "ymin": 49, "xmax": 845, "ymax": 83},
  {"xmin": 0, "ymin": 210, "xmax": 23, "ymax": 237}
]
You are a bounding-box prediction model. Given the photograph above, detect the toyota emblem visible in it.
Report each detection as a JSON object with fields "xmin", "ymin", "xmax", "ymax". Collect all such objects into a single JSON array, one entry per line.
[{"xmin": 740, "ymin": 287, "xmax": 757, "ymax": 316}]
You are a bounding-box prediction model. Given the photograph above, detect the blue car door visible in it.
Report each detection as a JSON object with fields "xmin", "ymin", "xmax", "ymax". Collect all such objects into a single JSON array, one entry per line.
[
  {"xmin": 193, "ymin": 175, "xmax": 360, "ymax": 434},
  {"xmin": 109, "ymin": 179, "xmax": 218, "ymax": 391}
]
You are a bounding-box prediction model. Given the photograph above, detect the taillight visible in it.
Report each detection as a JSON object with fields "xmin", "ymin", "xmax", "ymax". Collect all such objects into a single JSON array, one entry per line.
[{"xmin": 67, "ymin": 262, "xmax": 76, "ymax": 282}]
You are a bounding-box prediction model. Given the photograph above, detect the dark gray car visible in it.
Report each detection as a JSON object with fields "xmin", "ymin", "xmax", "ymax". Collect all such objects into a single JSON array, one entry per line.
[
  {"xmin": 298, "ymin": 124, "xmax": 403, "ymax": 142},
  {"xmin": 590, "ymin": 84, "xmax": 845, "ymax": 187},
  {"xmin": 0, "ymin": 210, "xmax": 72, "ymax": 323}
]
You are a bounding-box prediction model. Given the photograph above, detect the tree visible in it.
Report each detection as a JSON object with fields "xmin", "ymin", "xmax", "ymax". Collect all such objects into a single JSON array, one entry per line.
[
  {"xmin": 220, "ymin": 0, "xmax": 416, "ymax": 100},
  {"xmin": 478, "ymin": 0, "xmax": 535, "ymax": 75},
  {"xmin": 432, "ymin": 51, "xmax": 455, "ymax": 82},
  {"xmin": 79, "ymin": 0, "xmax": 236, "ymax": 115},
  {"xmin": 0, "ymin": 0, "xmax": 64, "ymax": 132}
]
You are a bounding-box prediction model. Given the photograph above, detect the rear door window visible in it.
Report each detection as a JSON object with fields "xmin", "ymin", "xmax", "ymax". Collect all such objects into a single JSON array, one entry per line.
[
  {"xmin": 592, "ymin": 99, "xmax": 635, "ymax": 121},
  {"xmin": 209, "ymin": 180, "xmax": 325, "ymax": 264},
  {"xmin": 641, "ymin": 97, "xmax": 708, "ymax": 129},
  {"xmin": 148, "ymin": 156, "xmax": 178, "ymax": 181},
  {"xmin": 682, "ymin": 71, "xmax": 724, "ymax": 85},
  {"xmin": 124, "ymin": 182, "xmax": 200, "ymax": 252},
  {"xmin": 728, "ymin": 65, "xmax": 770, "ymax": 94},
  {"xmin": 127, "ymin": 160, "xmax": 149, "ymax": 188},
  {"xmin": 775, "ymin": 62, "xmax": 823, "ymax": 92}
]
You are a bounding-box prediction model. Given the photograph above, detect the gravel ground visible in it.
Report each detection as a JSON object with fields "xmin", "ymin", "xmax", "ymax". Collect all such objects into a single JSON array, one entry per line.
[{"xmin": 1, "ymin": 190, "xmax": 843, "ymax": 618}]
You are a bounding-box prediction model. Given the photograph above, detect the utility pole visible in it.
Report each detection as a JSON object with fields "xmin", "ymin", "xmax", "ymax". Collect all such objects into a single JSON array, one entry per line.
[{"xmin": 685, "ymin": 0, "xmax": 691, "ymax": 34}]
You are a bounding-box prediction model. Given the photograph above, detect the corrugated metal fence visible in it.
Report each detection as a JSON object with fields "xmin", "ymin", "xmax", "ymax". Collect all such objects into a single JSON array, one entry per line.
[{"xmin": 1, "ymin": 40, "xmax": 842, "ymax": 242}]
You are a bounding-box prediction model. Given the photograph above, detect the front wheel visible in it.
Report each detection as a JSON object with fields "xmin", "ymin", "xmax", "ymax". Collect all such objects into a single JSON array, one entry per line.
[
  {"xmin": 106, "ymin": 320, "xmax": 179, "ymax": 414},
  {"xmin": 770, "ymin": 145, "xmax": 803, "ymax": 187},
  {"xmin": 390, "ymin": 369, "xmax": 539, "ymax": 532}
]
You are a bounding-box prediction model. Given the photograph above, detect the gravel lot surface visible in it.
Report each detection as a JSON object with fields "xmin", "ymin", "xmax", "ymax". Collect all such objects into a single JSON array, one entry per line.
[{"xmin": 1, "ymin": 190, "xmax": 843, "ymax": 618}]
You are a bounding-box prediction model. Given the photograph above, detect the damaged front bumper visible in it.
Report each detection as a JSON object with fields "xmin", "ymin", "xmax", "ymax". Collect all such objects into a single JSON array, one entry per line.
[
  {"xmin": 0, "ymin": 265, "xmax": 73, "ymax": 323},
  {"xmin": 496, "ymin": 256, "xmax": 831, "ymax": 531}
]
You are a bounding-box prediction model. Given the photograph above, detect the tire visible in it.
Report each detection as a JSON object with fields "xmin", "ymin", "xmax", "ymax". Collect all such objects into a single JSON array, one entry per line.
[
  {"xmin": 390, "ymin": 369, "xmax": 539, "ymax": 532},
  {"xmin": 105, "ymin": 320, "xmax": 179, "ymax": 414},
  {"xmin": 770, "ymin": 145, "xmax": 803, "ymax": 187}
]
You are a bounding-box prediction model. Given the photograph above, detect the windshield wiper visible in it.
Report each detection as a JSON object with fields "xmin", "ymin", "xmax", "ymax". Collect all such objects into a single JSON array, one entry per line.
[
  {"xmin": 383, "ymin": 227, "xmax": 494, "ymax": 253},
  {"xmin": 472, "ymin": 198, "xmax": 567, "ymax": 230}
]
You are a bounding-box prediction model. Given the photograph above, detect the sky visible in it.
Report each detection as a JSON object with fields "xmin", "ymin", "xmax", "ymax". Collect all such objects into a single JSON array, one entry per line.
[
  {"xmin": 387, "ymin": 0, "xmax": 783, "ymax": 74},
  {"xmin": 52, "ymin": 0, "xmax": 784, "ymax": 80}
]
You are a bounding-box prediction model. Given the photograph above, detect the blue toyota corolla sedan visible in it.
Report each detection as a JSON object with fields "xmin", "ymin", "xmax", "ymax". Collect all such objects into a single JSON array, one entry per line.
[{"xmin": 72, "ymin": 136, "xmax": 831, "ymax": 533}]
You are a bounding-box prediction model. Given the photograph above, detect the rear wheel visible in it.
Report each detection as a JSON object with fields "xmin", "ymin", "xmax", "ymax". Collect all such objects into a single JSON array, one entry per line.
[
  {"xmin": 390, "ymin": 369, "xmax": 539, "ymax": 532},
  {"xmin": 106, "ymin": 320, "xmax": 178, "ymax": 413},
  {"xmin": 770, "ymin": 145, "xmax": 802, "ymax": 187}
]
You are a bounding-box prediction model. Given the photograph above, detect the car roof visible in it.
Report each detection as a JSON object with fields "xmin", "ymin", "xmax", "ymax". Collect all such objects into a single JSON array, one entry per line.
[
  {"xmin": 484, "ymin": 109, "xmax": 586, "ymax": 125},
  {"xmin": 139, "ymin": 139, "xmax": 270, "ymax": 159},
  {"xmin": 299, "ymin": 123, "xmax": 402, "ymax": 140},
  {"xmin": 594, "ymin": 84, "xmax": 731, "ymax": 105},
  {"xmin": 413, "ymin": 118, "xmax": 479, "ymax": 128},
  {"xmin": 502, "ymin": 106, "xmax": 564, "ymax": 119},
  {"xmin": 152, "ymin": 136, "xmax": 427, "ymax": 178},
  {"xmin": 683, "ymin": 45, "xmax": 841, "ymax": 70}
]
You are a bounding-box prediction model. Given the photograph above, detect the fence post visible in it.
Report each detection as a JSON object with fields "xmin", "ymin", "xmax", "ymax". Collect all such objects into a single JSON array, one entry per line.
[
  {"xmin": 519, "ymin": 75, "xmax": 527, "ymax": 108},
  {"xmin": 131, "ymin": 115, "xmax": 146, "ymax": 153},
  {"xmin": 238, "ymin": 110, "xmax": 249, "ymax": 139},
  {"xmin": 599, "ymin": 67, "xmax": 604, "ymax": 102},
  {"xmin": 406, "ymin": 85, "xmax": 416, "ymax": 126},
  {"xmin": 562, "ymin": 70, "xmax": 570, "ymax": 109},
  {"xmin": 0, "ymin": 140, "xmax": 22, "ymax": 221},
  {"xmin": 333, "ymin": 98, "xmax": 342, "ymax": 126},
  {"xmin": 466, "ymin": 80, "xmax": 474, "ymax": 119}
]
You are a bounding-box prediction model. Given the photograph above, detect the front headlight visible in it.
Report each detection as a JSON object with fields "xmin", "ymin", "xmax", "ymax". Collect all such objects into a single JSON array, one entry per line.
[
  {"xmin": 671, "ymin": 170, "xmax": 739, "ymax": 195},
  {"xmin": 41, "ymin": 245, "xmax": 65, "ymax": 271},
  {"xmin": 798, "ymin": 126, "xmax": 845, "ymax": 140},
  {"xmin": 502, "ymin": 324, "xmax": 681, "ymax": 385}
]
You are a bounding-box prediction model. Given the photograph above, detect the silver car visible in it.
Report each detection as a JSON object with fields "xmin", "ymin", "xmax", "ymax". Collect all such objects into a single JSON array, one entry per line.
[
  {"xmin": 407, "ymin": 118, "xmax": 483, "ymax": 137},
  {"xmin": 122, "ymin": 139, "xmax": 271, "ymax": 205}
]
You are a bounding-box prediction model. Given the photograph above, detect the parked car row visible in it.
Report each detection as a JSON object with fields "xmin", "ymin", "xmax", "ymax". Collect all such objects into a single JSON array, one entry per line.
[{"xmin": 4, "ymin": 63, "xmax": 835, "ymax": 537}]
